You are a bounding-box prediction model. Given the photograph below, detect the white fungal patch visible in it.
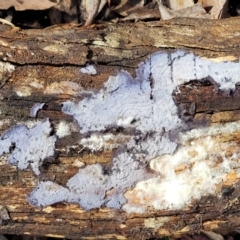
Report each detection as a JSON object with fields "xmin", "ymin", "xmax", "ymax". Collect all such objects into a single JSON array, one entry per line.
[
  {"xmin": 28, "ymin": 181, "xmax": 70, "ymax": 207},
  {"xmin": 123, "ymin": 121, "xmax": 240, "ymax": 213},
  {"xmin": 80, "ymin": 133, "xmax": 115, "ymax": 151},
  {"xmin": 0, "ymin": 119, "xmax": 56, "ymax": 175},
  {"xmin": 0, "ymin": 61, "xmax": 15, "ymax": 76},
  {"xmin": 62, "ymin": 50, "xmax": 240, "ymax": 136},
  {"xmin": 28, "ymin": 151, "xmax": 152, "ymax": 209},
  {"xmin": 80, "ymin": 64, "xmax": 97, "ymax": 75},
  {"xmin": 30, "ymin": 50, "xmax": 240, "ymax": 211},
  {"xmin": 116, "ymin": 116, "xmax": 135, "ymax": 127},
  {"xmin": 17, "ymin": 120, "xmax": 42, "ymax": 129},
  {"xmin": 56, "ymin": 121, "xmax": 71, "ymax": 138}
]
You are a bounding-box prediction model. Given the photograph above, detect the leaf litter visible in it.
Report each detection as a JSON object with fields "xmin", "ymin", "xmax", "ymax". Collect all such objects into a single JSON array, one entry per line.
[{"xmin": 0, "ymin": 0, "xmax": 238, "ymax": 28}]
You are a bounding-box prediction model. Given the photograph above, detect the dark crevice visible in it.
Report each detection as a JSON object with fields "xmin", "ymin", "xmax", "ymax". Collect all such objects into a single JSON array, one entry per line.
[
  {"xmin": 179, "ymin": 44, "xmax": 234, "ymax": 52},
  {"xmin": 1, "ymin": 60, "xmax": 86, "ymax": 68},
  {"xmin": 86, "ymin": 49, "xmax": 94, "ymax": 60},
  {"xmin": 99, "ymin": 32, "xmax": 107, "ymax": 43},
  {"xmin": 9, "ymin": 142, "xmax": 16, "ymax": 153},
  {"xmin": 149, "ymin": 74, "xmax": 154, "ymax": 100},
  {"xmin": 168, "ymin": 53, "xmax": 173, "ymax": 83},
  {"xmin": 193, "ymin": 55, "xmax": 197, "ymax": 79}
]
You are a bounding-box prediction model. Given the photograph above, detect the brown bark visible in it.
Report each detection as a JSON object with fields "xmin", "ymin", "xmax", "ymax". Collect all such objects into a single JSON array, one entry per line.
[{"xmin": 1, "ymin": 18, "xmax": 240, "ymax": 239}]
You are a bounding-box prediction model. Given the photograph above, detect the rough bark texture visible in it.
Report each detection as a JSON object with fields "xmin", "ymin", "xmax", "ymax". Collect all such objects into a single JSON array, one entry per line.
[{"xmin": 1, "ymin": 18, "xmax": 240, "ymax": 239}]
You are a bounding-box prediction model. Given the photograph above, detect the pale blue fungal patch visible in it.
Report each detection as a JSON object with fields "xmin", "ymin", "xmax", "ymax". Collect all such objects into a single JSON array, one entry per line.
[
  {"xmin": 30, "ymin": 103, "xmax": 45, "ymax": 118},
  {"xmin": 80, "ymin": 64, "xmax": 97, "ymax": 75},
  {"xmin": 29, "ymin": 50, "xmax": 240, "ymax": 211},
  {"xmin": 2, "ymin": 50, "xmax": 240, "ymax": 212},
  {"xmin": 0, "ymin": 119, "xmax": 56, "ymax": 175}
]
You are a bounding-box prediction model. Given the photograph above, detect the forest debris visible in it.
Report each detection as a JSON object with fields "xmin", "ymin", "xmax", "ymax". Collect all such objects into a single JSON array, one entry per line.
[
  {"xmin": 49, "ymin": 0, "xmax": 78, "ymax": 25},
  {"xmin": 0, "ymin": 0, "xmax": 58, "ymax": 11},
  {"xmin": 84, "ymin": 0, "xmax": 107, "ymax": 26},
  {"xmin": 197, "ymin": 0, "xmax": 229, "ymax": 18},
  {"xmin": 158, "ymin": 2, "xmax": 213, "ymax": 20},
  {"xmin": 120, "ymin": 1, "xmax": 160, "ymax": 22},
  {"xmin": 0, "ymin": 18, "xmax": 19, "ymax": 30},
  {"xmin": 0, "ymin": 0, "xmax": 236, "ymax": 28},
  {"xmin": 210, "ymin": 0, "xmax": 229, "ymax": 19},
  {"xmin": 201, "ymin": 230, "xmax": 225, "ymax": 240},
  {"xmin": 112, "ymin": 0, "xmax": 145, "ymax": 17}
]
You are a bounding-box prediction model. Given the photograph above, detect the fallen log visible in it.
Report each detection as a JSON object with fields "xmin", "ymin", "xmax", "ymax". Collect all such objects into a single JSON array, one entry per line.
[{"xmin": 1, "ymin": 18, "xmax": 240, "ymax": 239}]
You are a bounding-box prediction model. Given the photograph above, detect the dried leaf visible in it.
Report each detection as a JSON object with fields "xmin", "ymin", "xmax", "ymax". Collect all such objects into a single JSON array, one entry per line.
[
  {"xmin": 121, "ymin": 2, "xmax": 160, "ymax": 22},
  {"xmin": 0, "ymin": 18, "xmax": 18, "ymax": 29},
  {"xmin": 112, "ymin": 0, "xmax": 146, "ymax": 17},
  {"xmin": 201, "ymin": 230, "xmax": 225, "ymax": 240},
  {"xmin": 80, "ymin": 0, "xmax": 107, "ymax": 25},
  {"xmin": 210, "ymin": 0, "xmax": 229, "ymax": 19},
  {"xmin": 86, "ymin": 0, "xmax": 107, "ymax": 25},
  {"xmin": 86, "ymin": 0, "xmax": 107, "ymax": 17},
  {"xmin": 0, "ymin": 0, "xmax": 58, "ymax": 10},
  {"xmin": 157, "ymin": 2, "xmax": 213, "ymax": 20}
]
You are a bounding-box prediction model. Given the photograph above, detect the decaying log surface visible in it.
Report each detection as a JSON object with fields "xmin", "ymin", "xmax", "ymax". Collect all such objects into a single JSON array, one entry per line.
[{"xmin": 1, "ymin": 17, "xmax": 240, "ymax": 239}]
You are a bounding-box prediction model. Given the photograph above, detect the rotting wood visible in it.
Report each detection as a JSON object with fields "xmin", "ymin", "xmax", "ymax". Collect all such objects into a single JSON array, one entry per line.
[{"xmin": 1, "ymin": 18, "xmax": 240, "ymax": 239}]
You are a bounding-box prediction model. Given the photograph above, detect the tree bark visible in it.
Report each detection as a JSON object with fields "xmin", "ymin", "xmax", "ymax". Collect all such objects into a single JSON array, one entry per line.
[{"xmin": 1, "ymin": 18, "xmax": 240, "ymax": 239}]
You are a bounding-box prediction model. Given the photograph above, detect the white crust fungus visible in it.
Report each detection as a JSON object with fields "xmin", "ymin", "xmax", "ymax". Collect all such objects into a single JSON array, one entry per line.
[
  {"xmin": 30, "ymin": 103, "xmax": 45, "ymax": 118},
  {"xmin": 123, "ymin": 121, "xmax": 240, "ymax": 213},
  {"xmin": 56, "ymin": 121, "xmax": 71, "ymax": 138},
  {"xmin": 2, "ymin": 50, "xmax": 240, "ymax": 212},
  {"xmin": 80, "ymin": 64, "xmax": 97, "ymax": 75},
  {"xmin": 0, "ymin": 119, "xmax": 56, "ymax": 175}
]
